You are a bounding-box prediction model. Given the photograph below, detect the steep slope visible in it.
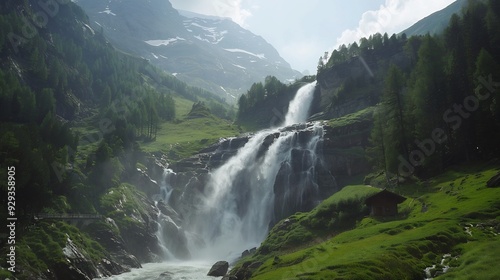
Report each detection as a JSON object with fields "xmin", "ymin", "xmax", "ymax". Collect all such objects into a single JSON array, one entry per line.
[
  {"xmin": 401, "ymin": 0, "xmax": 468, "ymax": 36},
  {"xmin": 231, "ymin": 164, "xmax": 500, "ymax": 280},
  {"xmin": 0, "ymin": 0, "xmax": 239, "ymax": 278},
  {"xmin": 76, "ymin": 0, "xmax": 302, "ymax": 102}
]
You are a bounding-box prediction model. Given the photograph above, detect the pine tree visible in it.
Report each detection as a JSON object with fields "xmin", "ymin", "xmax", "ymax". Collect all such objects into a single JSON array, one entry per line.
[
  {"xmin": 473, "ymin": 48, "xmax": 500, "ymax": 156},
  {"xmin": 407, "ymin": 35, "xmax": 447, "ymax": 175},
  {"xmin": 380, "ymin": 64, "xmax": 408, "ymax": 176}
]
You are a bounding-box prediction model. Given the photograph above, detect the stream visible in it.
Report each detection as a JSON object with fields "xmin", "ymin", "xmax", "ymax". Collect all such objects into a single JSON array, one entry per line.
[{"xmin": 97, "ymin": 261, "xmax": 216, "ymax": 280}]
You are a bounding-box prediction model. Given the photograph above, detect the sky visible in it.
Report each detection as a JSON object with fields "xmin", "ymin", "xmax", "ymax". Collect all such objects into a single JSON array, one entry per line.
[{"xmin": 169, "ymin": 0, "xmax": 456, "ymax": 74}]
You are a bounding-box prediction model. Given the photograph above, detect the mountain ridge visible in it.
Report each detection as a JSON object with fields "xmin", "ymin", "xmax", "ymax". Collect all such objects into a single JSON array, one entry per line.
[
  {"xmin": 401, "ymin": 0, "xmax": 468, "ymax": 36},
  {"xmin": 76, "ymin": 0, "xmax": 302, "ymax": 102}
]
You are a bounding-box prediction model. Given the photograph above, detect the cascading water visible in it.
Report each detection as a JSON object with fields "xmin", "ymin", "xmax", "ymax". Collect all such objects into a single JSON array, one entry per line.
[
  {"xmin": 153, "ymin": 168, "xmax": 182, "ymax": 260},
  {"xmin": 97, "ymin": 81, "xmax": 328, "ymax": 279},
  {"xmin": 283, "ymin": 82, "xmax": 317, "ymax": 126},
  {"xmin": 154, "ymin": 201, "xmax": 175, "ymax": 260},
  {"xmin": 157, "ymin": 168, "xmax": 175, "ymax": 203},
  {"xmin": 185, "ymin": 81, "xmax": 323, "ymax": 260}
]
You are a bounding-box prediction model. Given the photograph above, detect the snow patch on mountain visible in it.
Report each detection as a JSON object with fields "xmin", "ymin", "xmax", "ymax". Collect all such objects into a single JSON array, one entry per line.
[
  {"xmin": 232, "ymin": 64, "xmax": 246, "ymax": 70},
  {"xmin": 224, "ymin": 48, "xmax": 266, "ymax": 59},
  {"xmin": 145, "ymin": 37, "xmax": 186, "ymax": 47},
  {"xmin": 99, "ymin": 8, "xmax": 116, "ymax": 16},
  {"xmin": 184, "ymin": 20, "xmax": 227, "ymax": 44}
]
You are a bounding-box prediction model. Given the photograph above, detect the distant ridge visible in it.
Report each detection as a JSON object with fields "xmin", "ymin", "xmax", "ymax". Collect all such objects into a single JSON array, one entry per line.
[
  {"xmin": 401, "ymin": 0, "xmax": 468, "ymax": 37},
  {"xmin": 76, "ymin": 0, "xmax": 302, "ymax": 102},
  {"xmin": 177, "ymin": 9, "xmax": 231, "ymax": 21}
]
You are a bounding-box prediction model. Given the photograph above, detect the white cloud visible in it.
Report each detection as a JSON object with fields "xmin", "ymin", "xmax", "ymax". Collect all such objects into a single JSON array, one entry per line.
[{"xmin": 334, "ymin": 0, "xmax": 455, "ymax": 48}]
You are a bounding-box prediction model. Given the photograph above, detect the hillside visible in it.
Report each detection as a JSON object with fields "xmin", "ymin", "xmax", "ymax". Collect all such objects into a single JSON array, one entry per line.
[
  {"xmin": 230, "ymin": 163, "xmax": 500, "ymax": 279},
  {"xmin": 75, "ymin": 0, "xmax": 302, "ymax": 101},
  {"xmin": 0, "ymin": 0, "xmax": 241, "ymax": 278}
]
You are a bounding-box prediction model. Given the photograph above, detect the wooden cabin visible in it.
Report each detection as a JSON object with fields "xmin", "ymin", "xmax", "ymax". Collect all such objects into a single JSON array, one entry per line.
[{"xmin": 365, "ymin": 189, "xmax": 406, "ymax": 217}]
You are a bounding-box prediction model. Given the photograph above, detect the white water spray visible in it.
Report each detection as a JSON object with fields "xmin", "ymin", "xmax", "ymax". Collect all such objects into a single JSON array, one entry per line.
[
  {"xmin": 186, "ymin": 81, "xmax": 321, "ymax": 260},
  {"xmin": 154, "ymin": 168, "xmax": 178, "ymax": 260},
  {"xmin": 284, "ymin": 81, "xmax": 317, "ymax": 126},
  {"xmin": 159, "ymin": 168, "xmax": 175, "ymax": 203}
]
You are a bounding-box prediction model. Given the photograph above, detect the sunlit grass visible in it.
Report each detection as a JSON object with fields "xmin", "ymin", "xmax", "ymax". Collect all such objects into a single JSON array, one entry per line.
[
  {"xmin": 140, "ymin": 116, "xmax": 241, "ymax": 159},
  {"xmin": 239, "ymin": 164, "xmax": 500, "ymax": 280}
]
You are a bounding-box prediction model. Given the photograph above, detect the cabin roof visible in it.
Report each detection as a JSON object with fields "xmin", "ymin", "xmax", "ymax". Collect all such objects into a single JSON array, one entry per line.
[{"xmin": 365, "ymin": 189, "xmax": 407, "ymax": 205}]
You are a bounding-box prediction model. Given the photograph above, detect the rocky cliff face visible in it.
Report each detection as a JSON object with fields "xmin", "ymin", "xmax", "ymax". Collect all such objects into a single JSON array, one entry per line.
[
  {"xmin": 158, "ymin": 119, "xmax": 371, "ymax": 226},
  {"xmin": 314, "ymin": 49, "xmax": 410, "ymax": 118}
]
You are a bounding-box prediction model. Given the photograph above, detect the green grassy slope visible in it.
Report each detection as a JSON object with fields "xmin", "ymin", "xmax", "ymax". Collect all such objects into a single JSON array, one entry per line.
[
  {"xmin": 236, "ymin": 163, "xmax": 500, "ymax": 280},
  {"xmin": 139, "ymin": 98, "xmax": 241, "ymax": 159}
]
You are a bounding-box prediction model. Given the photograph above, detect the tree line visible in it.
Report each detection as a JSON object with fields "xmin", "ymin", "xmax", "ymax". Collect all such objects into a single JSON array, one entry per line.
[
  {"xmin": 367, "ymin": 0, "xmax": 500, "ymax": 179},
  {"xmin": 0, "ymin": 0, "xmax": 218, "ymax": 214}
]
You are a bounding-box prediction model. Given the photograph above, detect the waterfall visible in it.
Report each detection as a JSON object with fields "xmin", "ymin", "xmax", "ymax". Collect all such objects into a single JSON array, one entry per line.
[
  {"xmin": 154, "ymin": 201, "xmax": 175, "ymax": 260},
  {"xmin": 185, "ymin": 81, "xmax": 323, "ymax": 260},
  {"xmin": 159, "ymin": 168, "xmax": 175, "ymax": 203},
  {"xmin": 153, "ymin": 168, "xmax": 187, "ymax": 260},
  {"xmin": 284, "ymin": 81, "xmax": 317, "ymax": 126}
]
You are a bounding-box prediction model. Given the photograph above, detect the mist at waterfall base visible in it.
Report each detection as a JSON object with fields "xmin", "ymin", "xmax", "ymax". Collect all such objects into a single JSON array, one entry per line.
[{"xmin": 97, "ymin": 82, "xmax": 325, "ymax": 279}]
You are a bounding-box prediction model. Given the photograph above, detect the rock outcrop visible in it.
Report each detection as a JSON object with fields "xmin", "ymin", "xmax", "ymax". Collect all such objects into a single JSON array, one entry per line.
[
  {"xmin": 207, "ymin": 261, "xmax": 229, "ymax": 277},
  {"xmin": 52, "ymin": 236, "xmax": 131, "ymax": 280},
  {"xmin": 83, "ymin": 219, "xmax": 142, "ymax": 270},
  {"xmin": 487, "ymin": 172, "xmax": 500, "ymax": 188}
]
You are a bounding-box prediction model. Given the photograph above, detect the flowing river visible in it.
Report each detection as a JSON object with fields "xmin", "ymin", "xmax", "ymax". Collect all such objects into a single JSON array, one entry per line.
[{"xmin": 99, "ymin": 261, "xmax": 215, "ymax": 280}]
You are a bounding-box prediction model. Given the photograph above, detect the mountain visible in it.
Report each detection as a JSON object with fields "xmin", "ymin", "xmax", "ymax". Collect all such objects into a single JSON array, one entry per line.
[
  {"xmin": 401, "ymin": 0, "xmax": 468, "ymax": 36},
  {"xmin": 75, "ymin": 0, "xmax": 302, "ymax": 102}
]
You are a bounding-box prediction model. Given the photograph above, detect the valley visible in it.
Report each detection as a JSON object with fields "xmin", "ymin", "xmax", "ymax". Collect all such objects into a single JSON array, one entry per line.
[{"xmin": 0, "ymin": 0, "xmax": 499, "ymax": 280}]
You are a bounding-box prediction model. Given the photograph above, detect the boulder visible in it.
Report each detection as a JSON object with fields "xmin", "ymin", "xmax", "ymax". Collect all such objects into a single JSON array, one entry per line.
[
  {"xmin": 487, "ymin": 172, "xmax": 500, "ymax": 188},
  {"xmin": 207, "ymin": 261, "xmax": 229, "ymax": 277},
  {"xmin": 241, "ymin": 246, "xmax": 257, "ymax": 258},
  {"xmin": 158, "ymin": 271, "xmax": 174, "ymax": 280},
  {"xmin": 241, "ymin": 249, "xmax": 250, "ymax": 258},
  {"xmin": 222, "ymin": 276, "xmax": 238, "ymax": 280}
]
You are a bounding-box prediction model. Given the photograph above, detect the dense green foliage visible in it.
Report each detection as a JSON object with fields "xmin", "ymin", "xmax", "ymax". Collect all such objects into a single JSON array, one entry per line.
[
  {"xmin": 363, "ymin": 0, "xmax": 500, "ymax": 179},
  {"xmin": 0, "ymin": 2, "xmax": 236, "ymax": 276},
  {"xmin": 0, "ymin": 0, "xmax": 233, "ymax": 215},
  {"xmin": 236, "ymin": 75, "xmax": 316, "ymax": 128},
  {"xmin": 319, "ymin": 32, "xmax": 406, "ymax": 71},
  {"xmin": 16, "ymin": 221, "xmax": 106, "ymax": 276},
  {"xmin": 237, "ymin": 76, "xmax": 287, "ymax": 118}
]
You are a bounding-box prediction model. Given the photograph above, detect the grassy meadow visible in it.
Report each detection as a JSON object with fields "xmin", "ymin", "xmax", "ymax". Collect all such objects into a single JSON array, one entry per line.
[{"xmin": 234, "ymin": 163, "xmax": 500, "ymax": 280}]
